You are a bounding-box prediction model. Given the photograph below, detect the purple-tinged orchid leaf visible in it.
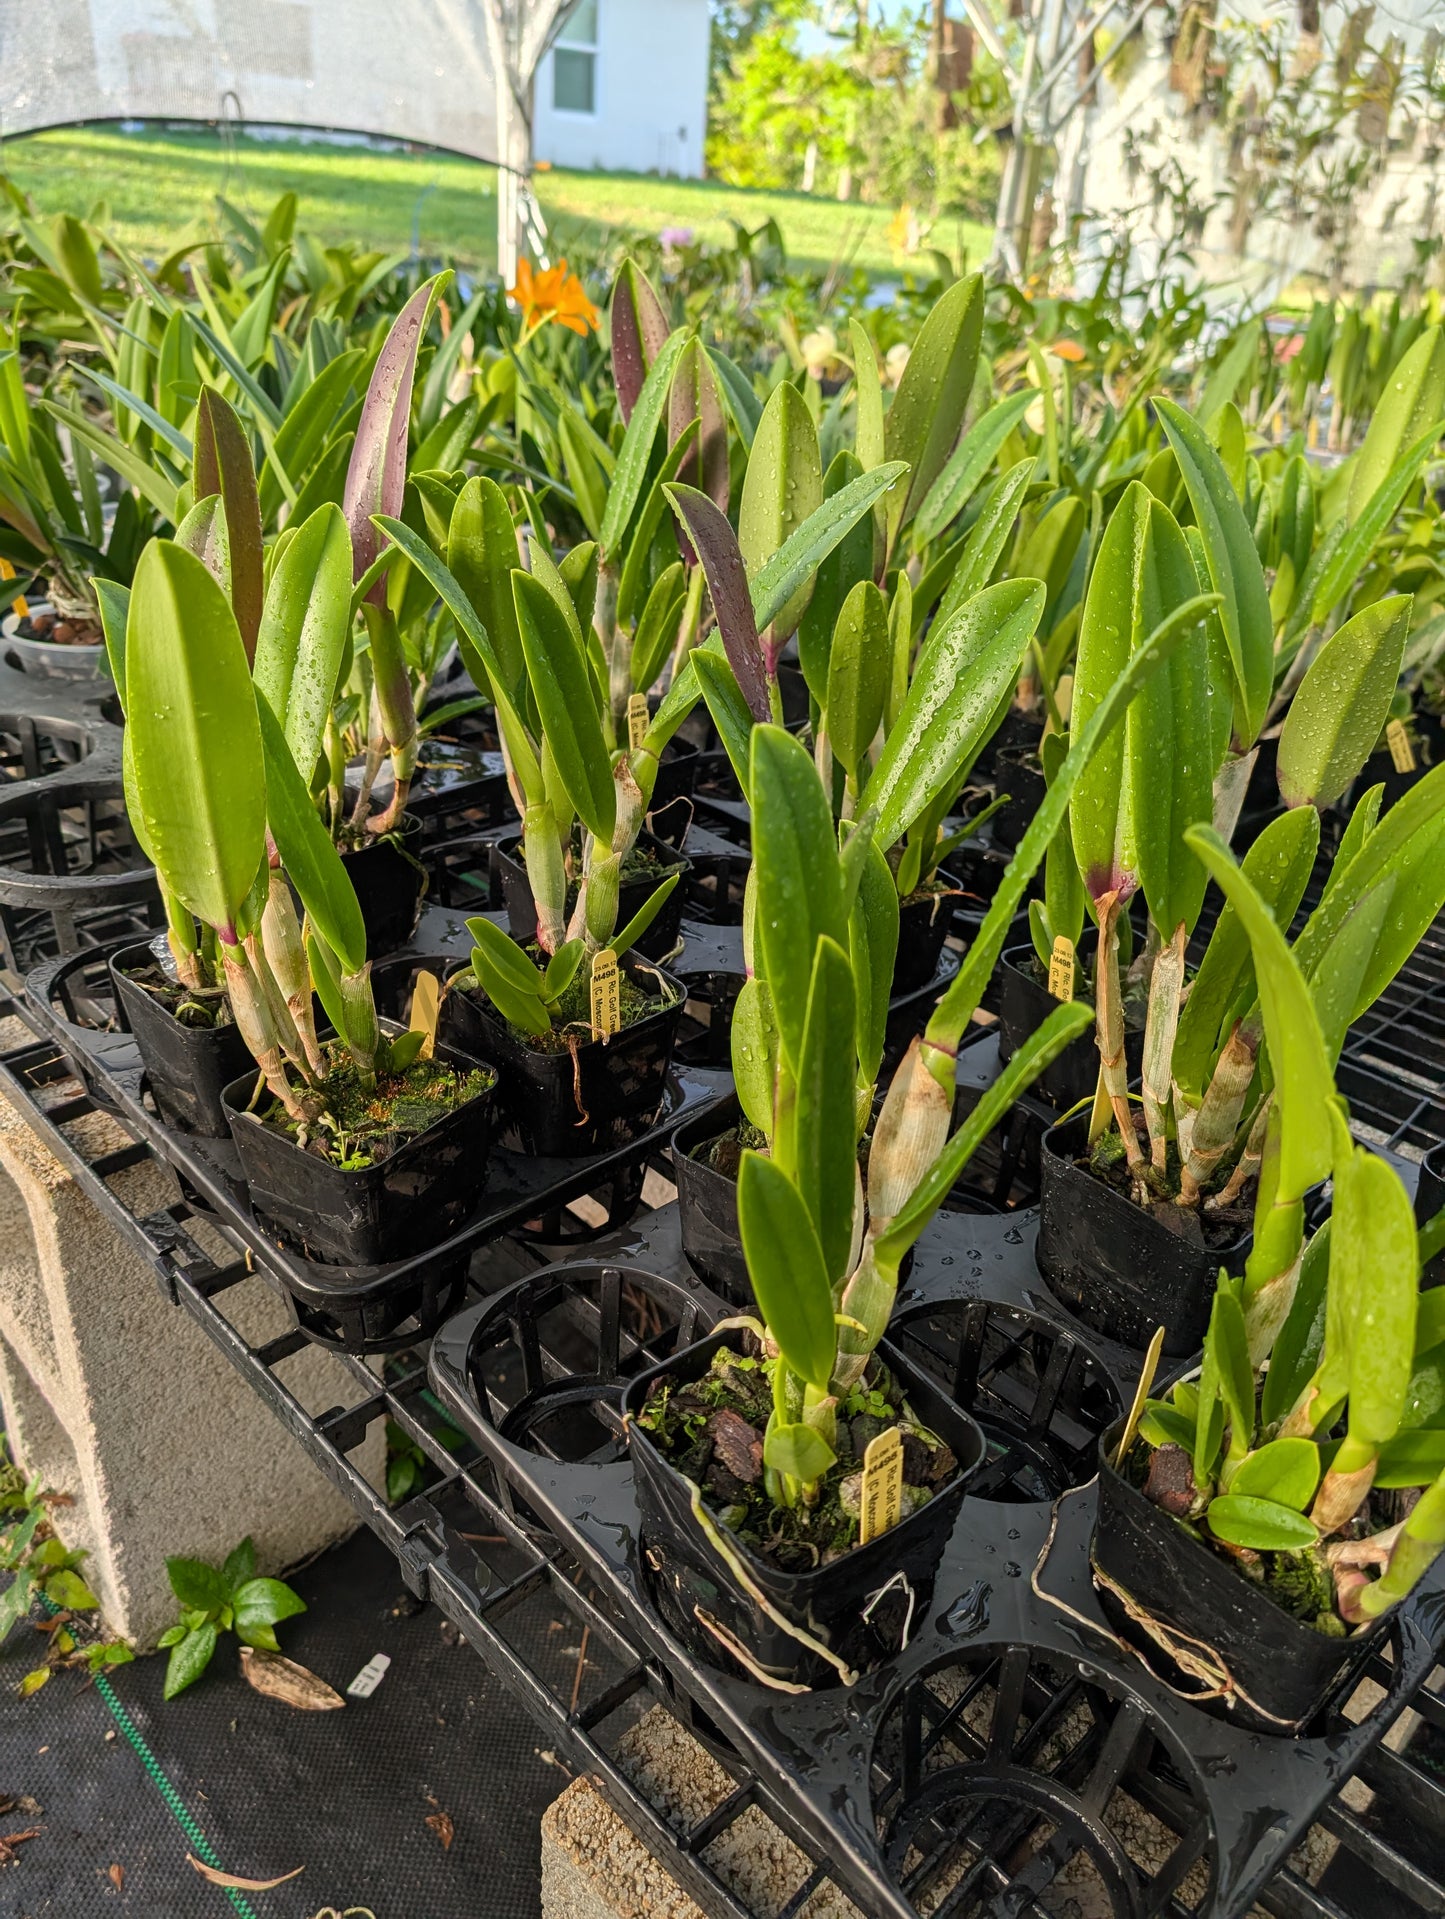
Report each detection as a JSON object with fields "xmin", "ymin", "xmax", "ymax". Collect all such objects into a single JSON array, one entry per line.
[
  {"xmin": 663, "ymin": 482, "xmax": 770, "ymax": 722},
  {"xmin": 610, "ymin": 260, "xmax": 669, "ymax": 424},
  {"xmin": 342, "ymin": 272, "xmax": 452, "ymax": 603}
]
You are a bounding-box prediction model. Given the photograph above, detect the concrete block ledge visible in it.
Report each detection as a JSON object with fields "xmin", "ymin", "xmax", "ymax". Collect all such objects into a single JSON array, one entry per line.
[{"xmin": 0, "ymin": 1072, "xmax": 382, "ymax": 1648}]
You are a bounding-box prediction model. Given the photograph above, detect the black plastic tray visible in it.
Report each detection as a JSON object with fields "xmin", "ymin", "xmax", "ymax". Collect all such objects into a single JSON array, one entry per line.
[
  {"xmin": 20, "ymin": 909, "xmax": 730, "ymax": 1350},
  {"xmin": 427, "ymin": 1202, "xmax": 1445, "ymax": 1919}
]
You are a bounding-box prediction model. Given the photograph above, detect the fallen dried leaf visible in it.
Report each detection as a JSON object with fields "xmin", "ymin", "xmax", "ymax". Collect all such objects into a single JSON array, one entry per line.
[
  {"xmin": 0, "ymin": 1826, "xmax": 43, "ymax": 1866},
  {"xmin": 108, "ymin": 1864, "xmax": 124, "ymax": 1891},
  {"xmin": 239, "ymin": 1648, "xmax": 344, "ymax": 1712},
  {"xmin": 186, "ymin": 1855, "xmax": 304, "ymax": 1891},
  {"xmin": 424, "ymin": 1811, "xmax": 454, "ymax": 1852}
]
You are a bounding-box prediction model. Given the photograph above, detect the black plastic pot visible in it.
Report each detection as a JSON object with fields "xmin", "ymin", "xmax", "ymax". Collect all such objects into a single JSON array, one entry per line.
[
  {"xmin": 624, "ymin": 1326, "xmax": 985, "ymax": 1688},
  {"xmin": 495, "ymin": 829, "xmax": 690, "ymax": 962},
  {"xmin": 221, "ymin": 1031, "xmax": 496, "ymax": 1267},
  {"xmin": 1093, "ymin": 1429, "xmax": 1392, "ymax": 1735},
  {"xmin": 647, "ymin": 737, "xmax": 700, "ymax": 851},
  {"xmin": 341, "ymin": 813, "xmax": 427, "ymax": 956},
  {"xmin": 109, "ymin": 940, "xmax": 253, "ymax": 1137},
  {"xmin": 1036, "ymin": 1112, "xmax": 1251, "ymax": 1355},
  {"xmin": 892, "ymin": 886, "xmax": 953, "ymax": 996},
  {"xmin": 990, "ymin": 744, "xmax": 1047, "ymax": 851},
  {"xmin": 1418, "ymin": 1142, "xmax": 1445, "ymax": 1289},
  {"xmin": 997, "ymin": 943, "xmax": 1102, "ymax": 1109},
  {"xmin": 439, "ymin": 956, "xmax": 684, "ymax": 1157},
  {"xmin": 674, "ymin": 967, "xmax": 744, "ymax": 1069},
  {"xmin": 0, "ymin": 771, "xmax": 161, "ymax": 972},
  {"xmin": 671, "ymin": 1095, "xmax": 748, "ymax": 1306}
]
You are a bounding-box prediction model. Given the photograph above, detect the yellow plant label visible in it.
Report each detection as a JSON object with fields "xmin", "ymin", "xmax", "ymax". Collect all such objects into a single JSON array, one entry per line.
[
  {"xmin": 590, "ymin": 948, "xmax": 621, "ymax": 1040},
  {"xmin": 1387, "ymin": 718, "xmax": 1416, "ymax": 774},
  {"xmin": 627, "ymin": 692, "xmax": 649, "ymax": 751},
  {"xmin": 859, "ymin": 1427, "xmax": 904, "ymax": 1546},
  {"xmin": 409, "ymin": 972, "xmax": 439, "ymax": 1059},
  {"xmin": 1048, "ymin": 935, "xmax": 1076, "ymax": 1002},
  {"xmin": 0, "ymin": 557, "xmax": 27, "ymax": 622}
]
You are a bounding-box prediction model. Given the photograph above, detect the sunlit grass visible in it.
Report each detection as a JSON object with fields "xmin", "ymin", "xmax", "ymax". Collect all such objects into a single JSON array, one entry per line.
[{"xmin": 0, "ymin": 124, "xmax": 991, "ymax": 279}]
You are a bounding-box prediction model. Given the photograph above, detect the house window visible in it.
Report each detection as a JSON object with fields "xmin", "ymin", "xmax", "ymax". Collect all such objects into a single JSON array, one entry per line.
[{"xmin": 553, "ymin": 0, "xmax": 598, "ymax": 114}]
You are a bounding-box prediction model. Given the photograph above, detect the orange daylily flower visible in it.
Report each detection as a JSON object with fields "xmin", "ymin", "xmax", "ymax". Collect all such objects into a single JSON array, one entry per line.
[
  {"xmin": 508, "ymin": 257, "xmax": 600, "ymax": 338},
  {"xmin": 1048, "ymin": 339, "xmax": 1086, "ymax": 363}
]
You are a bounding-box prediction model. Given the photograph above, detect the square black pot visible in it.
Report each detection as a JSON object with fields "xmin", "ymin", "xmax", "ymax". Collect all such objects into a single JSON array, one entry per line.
[
  {"xmin": 671, "ymin": 1095, "xmax": 748, "ymax": 1307},
  {"xmin": 222, "ymin": 1031, "xmax": 496, "ymax": 1267},
  {"xmin": 892, "ymin": 886, "xmax": 953, "ymax": 996},
  {"xmin": 439, "ymin": 955, "xmax": 684, "ymax": 1157},
  {"xmin": 110, "ymin": 939, "xmax": 254, "ymax": 1137},
  {"xmin": 340, "ymin": 812, "xmax": 427, "ymax": 956},
  {"xmin": 1418, "ymin": 1142, "xmax": 1445, "ymax": 1289},
  {"xmin": 1036, "ymin": 1112, "xmax": 1251, "ymax": 1356},
  {"xmin": 623, "ymin": 1326, "xmax": 985, "ymax": 1689},
  {"xmin": 494, "ymin": 828, "xmax": 690, "ymax": 961},
  {"xmin": 1093, "ymin": 1428, "xmax": 1391, "ymax": 1735}
]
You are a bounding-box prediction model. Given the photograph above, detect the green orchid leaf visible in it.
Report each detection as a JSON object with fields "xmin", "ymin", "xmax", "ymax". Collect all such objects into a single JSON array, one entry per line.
[
  {"xmin": 751, "ymin": 461, "xmax": 907, "ymax": 636},
  {"xmin": 933, "ymin": 459, "xmax": 1034, "ymax": 628},
  {"xmin": 512, "ymin": 571, "xmax": 615, "ymax": 846},
  {"xmin": 863, "ymin": 578, "xmax": 1044, "ymax": 850},
  {"xmin": 1185, "ymin": 825, "xmax": 1335, "ymax": 1200},
  {"xmin": 1346, "ymin": 325, "xmax": 1445, "ymax": 525},
  {"xmin": 1296, "ymin": 418, "xmax": 1445, "ymax": 637},
  {"xmin": 1207, "ymin": 1282, "xmax": 1255, "ymax": 1461},
  {"xmin": 1278, "ymin": 596, "xmax": 1411, "ymax": 809},
  {"xmin": 916, "ymin": 390, "xmax": 1033, "ymax": 545},
  {"xmin": 749, "ymin": 724, "xmax": 846, "ymax": 1072},
  {"xmin": 1374, "ymin": 1429, "xmax": 1445, "ymax": 1489},
  {"xmin": 1335, "ymin": 1140, "xmax": 1419, "ymax": 1448},
  {"xmin": 848, "ymin": 317, "xmax": 885, "ymax": 471},
  {"xmin": 798, "ymin": 449, "xmax": 873, "ymax": 703},
  {"xmin": 693, "ymin": 643, "xmax": 757, "ymax": 792},
  {"xmin": 884, "ymin": 273, "xmax": 984, "ymax": 533},
  {"xmin": 1260, "ymin": 1220, "xmax": 1331, "ymax": 1429},
  {"xmin": 1139, "ymin": 1402, "xmax": 1196, "ymax": 1451},
  {"xmin": 763, "ymin": 1421, "xmax": 836, "ymax": 1485},
  {"xmin": 255, "ymin": 695, "xmax": 366, "ymax": 976},
  {"xmin": 260, "ymin": 346, "xmax": 366, "ymax": 522},
  {"xmin": 1071, "ymin": 481, "xmax": 1215, "ymax": 929},
  {"xmin": 737, "ymin": 1152, "xmax": 836, "ymax": 1393},
  {"xmin": 849, "ymin": 835, "xmax": 900, "ymax": 1089},
  {"xmin": 1228, "ymin": 1437, "xmax": 1320, "ymax": 1509},
  {"xmin": 609, "ymin": 258, "xmax": 670, "ymax": 422},
  {"xmin": 794, "ymin": 936, "xmax": 859, "ymax": 1286},
  {"xmin": 876, "ymin": 1000, "xmax": 1094, "ymax": 1265},
  {"xmin": 125, "ymin": 540, "xmax": 266, "ymax": 942},
  {"xmin": 739, "ymin": 382, "xmax": 823, "ymax": 642},
  {"xmin": 1156, "ymin": 397, "xmax": 1273, "ymax": 747},
  {"xmin": 466, "ymin": 917, "xmax": 550, "ymax": 1036},
  {"xmin": 447, "ymin": 475, "xmax": 526, "ymax": 699},
  {"xmin": 731, "ymin": 976, "xmax": 779, "ymax": 1136},
  {"xmin": 609, "ymin": 873, "xmax": 680, "ymax": 958},
  {"xmin": 616, "ymin": 420, "xmax": 699, "ymax": 629},
  {"xmin": 1205, "ymin": 1495, "xmax": 1319, "ymax": 1551},
  {"xmin": 630, "ymin": 562, "xmax": 687, "ymax": 698},
  {"xmin": 600, "ymin": 328, "xmax": 689, "ymax": 558},
  {"xmin": 925, "ymin": 589, "xmax": 1219, "ymax": 1051},
  {"xmin": 543, "ymin": 939, "xmax": 586, "ymax": 1000},
  {"xmin": 1173, "ymin": 806, "xmax": 1320, "ymax": 1101},
  {"xmin": 94, "ymin": 579, "xmax": 131, "ymax": 705},
  {"xmin": 825, "ymin": 580, "xmax": 891, "ymax": 783},
  {"xmin": 253, "ymin": 501, "xmax": 352, "ymax": 778}
]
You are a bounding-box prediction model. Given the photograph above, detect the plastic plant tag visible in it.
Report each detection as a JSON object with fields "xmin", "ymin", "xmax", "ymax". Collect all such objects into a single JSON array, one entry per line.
[
  {"xmin": 627, "ymin": 692, "xmax": 649, "ymax": 750},
  {"xmin": 859, "ymin": 1427, "xmax": 904, "ymax": 1545},
  {"xmin": 590, "ymin": 948, "xmax": 621, "ymax": 1040},
  {"xmin": 1387, "ymin": 718, "xmax": 1416, "ymax": 773},
  {"xmin": 0, "ymin": 557, "xmax": 27, "ymax": 622},
  {"xmin": 409, "ymin": 971, "xmax": 439, "ymax": 1059},
  {"xmin": 346, "ymin": 1652, "xmax": 391, "ymax": 1698},
  {"xmin": 1048, "ymin": 935, "xmax": 1076, "ymax": 1002}
]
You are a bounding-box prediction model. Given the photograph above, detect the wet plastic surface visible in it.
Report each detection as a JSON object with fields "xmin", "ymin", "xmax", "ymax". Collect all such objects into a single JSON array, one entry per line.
[{"xmin": 426, "ymin": 1202, "xmax": 1445, "ymax": 1919}]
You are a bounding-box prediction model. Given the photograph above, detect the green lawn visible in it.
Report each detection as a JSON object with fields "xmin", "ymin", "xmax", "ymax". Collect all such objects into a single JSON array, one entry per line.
[{"xmin": 0, "ymin": 125, "xmax": 990, "ymax": 280}]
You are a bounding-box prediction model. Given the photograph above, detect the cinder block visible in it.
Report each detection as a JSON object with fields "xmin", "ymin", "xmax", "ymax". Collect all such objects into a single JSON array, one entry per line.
[
  {"xmin": 540, "ymin": 1707, "xmax": 863, "ymax": 1919},
  {"xmin": 0, "ymin": 1079, "xmax": 384, "ymax": 1648}
]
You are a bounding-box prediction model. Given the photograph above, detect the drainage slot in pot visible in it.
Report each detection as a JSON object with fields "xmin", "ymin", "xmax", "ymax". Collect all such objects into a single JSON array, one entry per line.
[
  {"xmin": 870, "ymin": 1645, "xmax": 1214, "ymax": 1918},
  {"xmin": 0, "ymin": 712, "xmax": 94, "ymax": 780}
]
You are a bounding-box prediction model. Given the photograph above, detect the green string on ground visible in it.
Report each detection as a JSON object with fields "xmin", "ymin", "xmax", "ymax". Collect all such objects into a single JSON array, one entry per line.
[{"xmin": 93, "ymin": 1669, "xmax": 260, "ymax": 1919}]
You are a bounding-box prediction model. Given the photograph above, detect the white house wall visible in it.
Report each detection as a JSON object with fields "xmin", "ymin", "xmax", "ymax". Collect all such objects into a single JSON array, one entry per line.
[{"xmin": 534, "ymin": 0, "xmax": 710, "ymax": 177}]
